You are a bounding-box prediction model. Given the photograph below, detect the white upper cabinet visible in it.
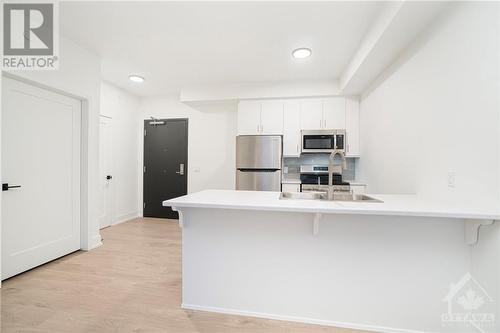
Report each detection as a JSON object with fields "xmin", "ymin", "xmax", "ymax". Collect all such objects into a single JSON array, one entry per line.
[
  {"xmin": 238, "ymin": 97, "xmax": 360, "ymax": 157},
  {"xmin": 299, "ymin": 99, "xmax": 323, "ymax": 130},
  {"xmin": 283, "ymin": 100, "xmax": 301, "ymax": 157},
  {"xmin": 260, "ymin": 100, "xmax": 284, "ymax": 135},
  {"xmin": 345, "ymin": 98, "xmax": 360, "ymax": 157},
  {"xmin": 238, "ymin": 100, "xmax": 284, "ymax": 135},
  {"xmin": 323, "ymin": 98, "xmax": 346, "ymax": 129},
  {"xmin": 299, "ymin": 98, "xmax": 346, "ymax": 130},
  {"xmin": 238, "ymin": 101, "xmax": 261, "ymax": 135}
]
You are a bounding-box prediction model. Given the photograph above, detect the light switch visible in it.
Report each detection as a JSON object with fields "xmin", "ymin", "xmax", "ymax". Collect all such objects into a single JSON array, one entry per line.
[{"xmin": 447, "ymin": 171, "xmax": 456, "ymax": 188}]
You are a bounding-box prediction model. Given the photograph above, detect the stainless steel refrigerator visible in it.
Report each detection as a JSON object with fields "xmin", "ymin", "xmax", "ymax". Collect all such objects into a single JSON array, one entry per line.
[{"xmin": 236, "ymin": 135, "xmax": 282, "ymax": 191}]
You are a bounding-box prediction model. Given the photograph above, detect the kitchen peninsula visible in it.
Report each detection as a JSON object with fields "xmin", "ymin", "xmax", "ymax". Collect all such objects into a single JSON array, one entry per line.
[{"xmin": 163, "ymin": 190, "xmax": 499, "ymax": 333}]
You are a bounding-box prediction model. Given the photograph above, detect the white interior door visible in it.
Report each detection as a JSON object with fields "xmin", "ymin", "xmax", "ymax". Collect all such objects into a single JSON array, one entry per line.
[
  {"xmin": 98, "ymin": 116, "xmax": 113, "ymax": 229},
  {"xmin": 1, "ymin": 77, "xmax": 81, "ymax": 280}
]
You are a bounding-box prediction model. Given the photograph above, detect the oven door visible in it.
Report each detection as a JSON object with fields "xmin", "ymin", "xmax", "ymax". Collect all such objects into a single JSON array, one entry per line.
[{"xmin": 301, "ymin": 132, "xmax": 335, "ymax": 153}]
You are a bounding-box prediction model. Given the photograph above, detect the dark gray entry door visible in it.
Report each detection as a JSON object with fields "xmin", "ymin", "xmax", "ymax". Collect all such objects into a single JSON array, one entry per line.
[{"xmin": 143, "ymin": 118, "xmax": 188, "ymax": 219}]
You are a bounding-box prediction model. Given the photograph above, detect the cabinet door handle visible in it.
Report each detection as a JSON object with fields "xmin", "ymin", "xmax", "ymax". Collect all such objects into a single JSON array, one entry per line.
[
  {"xmin": 296, "ymin": 144, "xmax": 299, "ymax": 153},
  {"xmin": 257, "ymin": 125, "xmax": 260, "ymax": 133},
  {"xmin": 319, "ymin": 119, "xmax": 322, "ymax": 128},
  {"xmin": 261, "ymin": 124, "xmax": 263, "ymax": 133}
]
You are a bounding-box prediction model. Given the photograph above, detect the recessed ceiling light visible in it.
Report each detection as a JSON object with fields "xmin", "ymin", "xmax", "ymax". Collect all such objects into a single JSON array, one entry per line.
[
  {"xmin": 129, "ymin": 74, "xmax": 145, "ymax": 83},
  {"xmin": 292, "ymin": 48, "xmax": 312, "ymax": 59}
]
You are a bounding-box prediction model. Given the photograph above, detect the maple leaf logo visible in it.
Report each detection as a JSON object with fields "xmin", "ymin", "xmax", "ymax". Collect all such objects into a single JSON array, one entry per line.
[{"xmin": 457, "ymin": 289, "xmax": 484, "ymax": 310}]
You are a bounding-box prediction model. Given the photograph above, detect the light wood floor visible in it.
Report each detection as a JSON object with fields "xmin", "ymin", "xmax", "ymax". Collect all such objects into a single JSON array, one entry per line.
[{"xmin": 1, "ymin": 218, "xmax": 369, "ymax": 333}]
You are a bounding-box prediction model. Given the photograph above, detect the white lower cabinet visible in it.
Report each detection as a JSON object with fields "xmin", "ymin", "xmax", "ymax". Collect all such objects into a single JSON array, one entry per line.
[
  {"xmin": 282, "ymin": 183, "xmax": 300, "ymax": 192},
  {"xmin": 283, "ymin": 100, "xmax": 301, "ymax": 157}
]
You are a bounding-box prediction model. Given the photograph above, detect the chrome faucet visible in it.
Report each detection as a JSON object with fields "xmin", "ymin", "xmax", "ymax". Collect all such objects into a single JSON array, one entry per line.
[{"xmin": 328, "ymin": 149, "xmax": 347, "ymax": 200}]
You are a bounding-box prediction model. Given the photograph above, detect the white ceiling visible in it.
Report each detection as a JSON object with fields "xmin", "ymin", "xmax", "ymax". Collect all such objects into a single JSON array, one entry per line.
[{"xmin": 60, "ymin": 2, "xmax": 384, "ymax": 97}]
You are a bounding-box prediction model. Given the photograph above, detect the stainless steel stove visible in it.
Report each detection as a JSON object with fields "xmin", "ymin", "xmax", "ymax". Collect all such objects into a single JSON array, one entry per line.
[
  {"xmin": 301, "ymin": 184, "xmax": 350, "ymax": 193},
  {"xmin": 299, "ymin": 165, "xmax": 350, "ymax": 193}
]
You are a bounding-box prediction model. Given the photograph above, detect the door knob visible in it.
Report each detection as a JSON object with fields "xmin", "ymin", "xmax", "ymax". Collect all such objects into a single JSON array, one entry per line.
[
  {"xmin": 2, "ymin": 183, "xmax": 21, "ymax": 191},
  {"xmin": 106, "ymin": 175, "xmax": 112, "ymax": 180}
]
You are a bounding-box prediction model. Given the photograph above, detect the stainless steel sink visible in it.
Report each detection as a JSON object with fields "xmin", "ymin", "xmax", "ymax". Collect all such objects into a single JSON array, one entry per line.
[
  {"xmin": 334, "ymin": 193, "xmax": 383, "ymax": 203},
  {"xmin": 279, "ymin": 191, "xmax": 382, "ymax": 203},
  {"xmin": 279, "ymin": 192, "xmax": 326, "ymax": 200}
]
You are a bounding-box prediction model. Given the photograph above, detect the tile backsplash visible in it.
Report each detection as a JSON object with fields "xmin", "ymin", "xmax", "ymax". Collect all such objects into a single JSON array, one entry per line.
[{"xmin": 283, "ymin": 154, "xmax": 356, "ymax": 181}]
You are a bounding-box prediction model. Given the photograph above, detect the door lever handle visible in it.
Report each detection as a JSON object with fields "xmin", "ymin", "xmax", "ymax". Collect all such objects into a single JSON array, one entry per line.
[
  {"xmin": 106, "ymin": 175, "xmax": 112, "ymax": 180},
  {"xmin": 2, "ymin": 183, "xmax": 21, "ymax": 191},
  {"xmin": 176, "ymin": 163, "xmax": 185, "ymax": 175}
]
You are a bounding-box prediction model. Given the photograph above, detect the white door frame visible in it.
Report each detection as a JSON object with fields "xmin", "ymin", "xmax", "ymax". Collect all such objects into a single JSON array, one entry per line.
[
  {"xmin": 99, "ymin": 114, "xmax": 113, "ymax": 229},
  {"xmin": 0, "ymin": 73, "xmax": 99, "ymax": 286}
]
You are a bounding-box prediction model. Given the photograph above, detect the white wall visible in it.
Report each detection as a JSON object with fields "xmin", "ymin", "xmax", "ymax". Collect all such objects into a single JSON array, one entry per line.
[
  {"xmin": 180, "ymin": 79, "xmax": 338, "ymax": 103},
  {"xmin": 498, "ymin": 2, "xmax": 500, "ymax": 322},
  {"xmin": 357, "ymin": 3, "xmax": 500, "ymax": 329},
  {"xmin": 2, "ymin": 36, "xmax": 102, "ymax": 254},
  {"xmin": 100, "ymin": 82, "xmax": 140, "ymax": 224},
  {"xmin": 357, "ymin": 2, "xmax": 499, "ymax": 209},
  {"xmin": 138, "ymin": 96, "xmax": 237, "ymax": 212}
]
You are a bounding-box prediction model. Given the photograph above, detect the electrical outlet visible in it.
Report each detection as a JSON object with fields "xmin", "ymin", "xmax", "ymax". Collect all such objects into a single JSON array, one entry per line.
[{"xmin": 447, "ymin": 171, "xmax": 456, "ymax": 188}]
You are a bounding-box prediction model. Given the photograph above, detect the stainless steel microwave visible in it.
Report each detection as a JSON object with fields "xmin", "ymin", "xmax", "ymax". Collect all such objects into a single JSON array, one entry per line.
[{"xmin": 301, "ymin": 130, "xmax": 345, "ymax": 153}]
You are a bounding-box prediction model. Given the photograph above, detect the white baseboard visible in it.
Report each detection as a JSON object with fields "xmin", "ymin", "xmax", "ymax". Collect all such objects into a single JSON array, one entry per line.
[
  {"xmin": 181, "ymin": 304, "xmax": 436, "ymax": 333},
  {"xmin": 112, "ymin": 211, "xmax": 139, "ymax": 226}
]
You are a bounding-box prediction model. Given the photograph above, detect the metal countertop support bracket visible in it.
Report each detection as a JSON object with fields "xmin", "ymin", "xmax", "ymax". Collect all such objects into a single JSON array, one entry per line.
[
  {"xmin": 171, "ymin": 207, "xmax": 185, "ymax": 228},
  {"xmin": 465, "ymin": 219, "xmax": 495, "ymax": 246}
]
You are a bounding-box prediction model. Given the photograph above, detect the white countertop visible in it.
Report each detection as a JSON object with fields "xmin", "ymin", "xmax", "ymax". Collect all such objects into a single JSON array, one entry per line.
[{"xmin": 164, "ymin": 190, "xmax": 500, "ymax": 220}]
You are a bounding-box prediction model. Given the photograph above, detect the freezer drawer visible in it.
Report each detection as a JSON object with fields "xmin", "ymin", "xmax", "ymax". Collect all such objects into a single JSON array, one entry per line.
[
  {"xmin": 236, "ymin": 135, "xmax": 282, "ymax": 169},
  {"xmin": 236, "ymin": 170, "xmax": 281, "ymax": 191}
]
